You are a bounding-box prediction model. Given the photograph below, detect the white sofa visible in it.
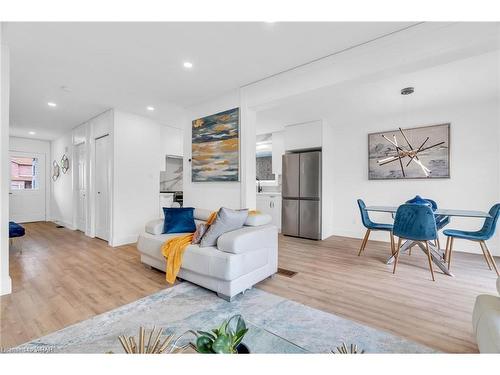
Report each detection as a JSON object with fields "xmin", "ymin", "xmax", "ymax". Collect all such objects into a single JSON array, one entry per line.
[
  {"xmin": 137, "ymin": 208, "xmax": 278, "ymax": 301},
  {"xmin": 472, "ymin": 277, "xmax": 500, "ymax": 353}
]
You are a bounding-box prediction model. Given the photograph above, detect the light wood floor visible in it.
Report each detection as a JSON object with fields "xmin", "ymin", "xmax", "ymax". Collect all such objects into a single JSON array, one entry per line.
[{"xmin": 1, "ymin": 222, "xmax": 498, "ymax": 352}]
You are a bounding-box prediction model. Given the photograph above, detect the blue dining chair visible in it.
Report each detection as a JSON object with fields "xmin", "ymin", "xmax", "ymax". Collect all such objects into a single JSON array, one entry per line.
[
  {"xmin": 405, "ymin": 196, "xmax": 450, "ymax": 254},
  {"xmin": 392, "ymin": 203, "xmax": 438, "ymax": 281},
  {"xmin": 443, "ymin": 203, "xmax": 500, "ymax": 276},
  {"xmin": 357, "ymin": 199, "xmax": 394, "ymax": 256}
]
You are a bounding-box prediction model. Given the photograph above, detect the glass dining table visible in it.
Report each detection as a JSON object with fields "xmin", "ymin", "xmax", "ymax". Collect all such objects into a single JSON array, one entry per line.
[{"xmin": 364, "ymin": 206, "xmax": 491, "ymax": 277}]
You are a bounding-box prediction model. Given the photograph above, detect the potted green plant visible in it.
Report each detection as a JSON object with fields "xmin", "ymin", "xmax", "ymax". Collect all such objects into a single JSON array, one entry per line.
[{"xmin": 192, "ymin": 314, "xmax": 249, "ymax": 354}]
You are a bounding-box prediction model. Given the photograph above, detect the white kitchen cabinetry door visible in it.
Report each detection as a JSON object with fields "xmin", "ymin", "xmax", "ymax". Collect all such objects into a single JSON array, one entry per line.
[{"xmin": 256, "ymin": 195, "xmax": 281, "ymax": 232}]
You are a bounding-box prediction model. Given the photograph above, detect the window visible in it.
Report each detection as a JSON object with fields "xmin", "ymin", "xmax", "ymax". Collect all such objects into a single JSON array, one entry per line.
[{"xmin": 10, "ymin": 157, "xmax": 39, "ymax": 190}]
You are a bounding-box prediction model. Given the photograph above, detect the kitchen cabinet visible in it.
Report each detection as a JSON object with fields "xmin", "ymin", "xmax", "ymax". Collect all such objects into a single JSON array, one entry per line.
[
  {"xmin": 284, "ymin": 120, "xmax": 322, "ymax": 151},
  {"xmin": 256, "ymin": 194, "xmax": 281, "ymax": 231}
]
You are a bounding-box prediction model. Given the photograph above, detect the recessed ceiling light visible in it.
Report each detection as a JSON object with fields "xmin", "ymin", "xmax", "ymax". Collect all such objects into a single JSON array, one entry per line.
[
  {"xmin": 183, "ymin": 61, "xmax": 193, "ymax": 69},
  {"xmin": 147, "ymin": 106, "xmax": 155, "ymax": 111},
  {"xmin": 28, "ymin": 131, "xmax": 36, "ymax": 135},
  {"xmin": 47, "ymin": 102, "xmax": 57, "ymax": 107},
  {"xmin": 401, "ymin": 87, "xmax": 415, "ymax": 95}
]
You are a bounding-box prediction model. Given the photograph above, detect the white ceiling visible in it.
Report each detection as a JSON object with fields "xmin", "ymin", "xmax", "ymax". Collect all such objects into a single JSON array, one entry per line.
[
  {"xmin": 256, "ymin": 49, "xmax": 500, "ymax": 134},
  {"xmin": 4, "ymin": 22, "xmax": 417, "ymax": 140}
]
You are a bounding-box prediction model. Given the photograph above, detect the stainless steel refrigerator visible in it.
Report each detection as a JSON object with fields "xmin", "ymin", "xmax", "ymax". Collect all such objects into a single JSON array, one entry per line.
[{"xmin": 282, "ymin": 150, "xmax": 322, "ymax": 240}]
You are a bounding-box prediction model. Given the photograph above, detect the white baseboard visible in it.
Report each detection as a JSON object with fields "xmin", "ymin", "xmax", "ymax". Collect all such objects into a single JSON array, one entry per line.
[
  {"xmin": 50, "ymin": 219, "xmax": 76, "ymax": 230},
  {"xmin": 0, "ymin": 275, "xmax": 12, "ymax": 296},
  {"xmin": 111, "ymin": 234, "xmax": 139, "ymax": 247}
]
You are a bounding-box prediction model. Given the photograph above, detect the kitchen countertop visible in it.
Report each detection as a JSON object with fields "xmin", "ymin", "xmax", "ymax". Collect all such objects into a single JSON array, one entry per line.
[{"xmin": 257, "ymin": 192, "xmax": 281, "ymax": 196}]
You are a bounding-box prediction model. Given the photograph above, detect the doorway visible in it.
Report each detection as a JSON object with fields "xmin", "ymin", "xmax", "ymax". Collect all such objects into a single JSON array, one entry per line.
[
  {"xmin": 9, "ymin": 152, "xmax": 46, "ymax": 223},
  {"xmin": 94, "ymin": 135, "xmax": 110, "ymax": 241}
]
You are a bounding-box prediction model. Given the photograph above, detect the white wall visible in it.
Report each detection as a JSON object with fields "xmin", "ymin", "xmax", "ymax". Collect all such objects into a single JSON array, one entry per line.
[
  {"xmin": 0, "ymin": 31, "xmax": 12, "ymax": 295},
  {"xmin": 50, "ymin": 132, "xmax": 74, "ymax": 228},
  {"xmin": 112, "ymin": 111, "xmax": 169, "ymax": 246},
  {"xmin": 9, "ymin": 137, "xmax": 52, "ymax": 220},
  {"xmin": 183, "ymin": 90, "xmax": 243, "ymax": 210},
  {"xmin": 322, "ymin": 120, "xmax": 335, "ymax": 240},
  {"xmin": 50, "ymin": 109, "xmax": 183, "ymax": 246},
  {"xmin": 329, "ymin": 98, "xmax": 500, "ymax": 255}
]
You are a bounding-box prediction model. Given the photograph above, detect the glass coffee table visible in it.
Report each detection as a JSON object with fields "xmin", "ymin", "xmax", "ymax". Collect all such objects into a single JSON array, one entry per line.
[
  {"xmin": 180, "ymin": 321, "xmax": 307, "ymax": 354},
  {"xmin": 239, "ymin": 321, "xmax": 307, "ymax": 353}
]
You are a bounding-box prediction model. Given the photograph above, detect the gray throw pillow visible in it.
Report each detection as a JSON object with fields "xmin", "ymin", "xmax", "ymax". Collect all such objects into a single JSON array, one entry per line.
[{"xmin": 199, "ymin": 207, "xmax": 249, "ymax": 247}]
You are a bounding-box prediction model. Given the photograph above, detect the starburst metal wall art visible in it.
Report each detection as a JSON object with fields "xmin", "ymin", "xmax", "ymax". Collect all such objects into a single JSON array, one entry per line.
[{"xmin": 368, "ymin": 123, "xmax": 450, "ymax": 180}]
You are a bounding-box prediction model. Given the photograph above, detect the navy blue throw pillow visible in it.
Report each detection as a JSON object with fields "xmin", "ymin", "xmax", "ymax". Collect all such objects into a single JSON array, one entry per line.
[{"xmin": 162, "ymin": 207, "xmax": 196, "ymax": 234}]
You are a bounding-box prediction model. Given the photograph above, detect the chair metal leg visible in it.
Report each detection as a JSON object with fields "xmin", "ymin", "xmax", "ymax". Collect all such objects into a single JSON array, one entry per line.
[
  {"xmin": 479, "ymin": 241, "xmax": 492, "ymax": 270},
  {"xmin": 481, "ymin": 241, "xmax": 499, "ymax": 276},
  {"xmin": 447, "ymin": 237, "xmax": 454, "ymax": 270},
  {"xmin": 408, "ymin": 245, "xmax": 412, "ymax": 256},
  {"xmin": 425, "ymin": 241, "xmax": 435, "ymax": 281},
  {"xmin": 443, "ymin": 236, "xmax": 450, "ymax": 262},
  {"xmin": 393, "ymin": 237, "xmax": 402, "ymax": 274},
  {"xmin": 358, "ymin": 229, "xmax": 371, "ymax": 256},
  {"xmin": 389, "ymin": 232, "xmax": 395, "ymax": 256},
  {"xmin": 437, "ymin": 237, "xmax": 442, "ymax": 251}
]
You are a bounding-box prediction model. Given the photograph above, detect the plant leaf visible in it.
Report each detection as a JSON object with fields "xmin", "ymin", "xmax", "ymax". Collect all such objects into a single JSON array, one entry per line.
[
  {"xmin": 212, "ymin": 334, "xmax": 232, "ymax": 354},
  {"xmin": 197, "ymin": 330, "xmax": 216, "ymax": 340},
  {"xmin": 235, "ymin": 316, "xmax": 246, "ymax": 333},
  {"xmin": 233, "ymin": 328, "xmax": 248, "ymax": 347},
  {"xmin": 196, "ymin": 336, "xmax": 213, "ymax": 353},
  {"xmin": 219, "ymin": 320, "xmax": 229, "ymax": 335}
]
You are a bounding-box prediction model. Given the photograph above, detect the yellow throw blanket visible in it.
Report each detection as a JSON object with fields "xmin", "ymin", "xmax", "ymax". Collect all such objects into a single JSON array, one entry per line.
[{"xmin": 161, "ymin": 211, "xmax": 217, "ymax": 284}]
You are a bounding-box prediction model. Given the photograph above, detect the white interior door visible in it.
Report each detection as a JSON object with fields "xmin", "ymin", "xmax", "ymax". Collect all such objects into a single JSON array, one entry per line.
[
  {"xmin": 94, "ymin": 135, "xmax": 110, "ymax": 241},
  {"xmin": 75, "ymin": 142, "xmax": 87, "ymax": 232},
  {"xmin": 9, "ymin": 152, "xmax": 46, "ymax": 223}
]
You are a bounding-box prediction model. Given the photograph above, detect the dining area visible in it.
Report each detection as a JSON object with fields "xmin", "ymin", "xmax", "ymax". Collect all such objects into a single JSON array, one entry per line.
[{"xmin": 357, "ymin": 196, "xmax": 500, "ymax": 281}]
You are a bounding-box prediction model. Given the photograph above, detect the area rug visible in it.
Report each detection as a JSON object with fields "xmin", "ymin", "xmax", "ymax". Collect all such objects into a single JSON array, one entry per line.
[{"xmin": 12, "ymin": 282, "xmax": 435, "ymax": 353}]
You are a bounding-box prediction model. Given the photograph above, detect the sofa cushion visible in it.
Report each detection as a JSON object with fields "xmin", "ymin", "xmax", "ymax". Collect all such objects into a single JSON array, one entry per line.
[
  {"xmin": 137, "ymin": 231, "xmax": 268, "ymax": 281},
  {"xmin": 473, "ymin": 294, "xmax": 500, "ymax": 353},
  {"xmin": 191, "ymin": 223, "xmax": 209, "ymax": 244},
  {"xmin": 138, "ymin": 232, "xmax": 192, "ymax": 259},
  {"xmin": 182, "ymin": 244, "xmax": 268, "ymax": 281},
  {"xmin": 245, "ymin": 212, "xmax": 272, "ymax": 227},
  {"xmin": 217, "ymin": 225, "xmax": 277, "ymax": 254},
  {"xmin": 194, "ymin": 208, "xmax": 214, "ymax": 222},
  {"xmin": 145, "ymin": 219, "xmax": 164, "ymax": 235},
  {"xmin": 162, "ymin": 207, "xmax": 196, "ymax": 234},
  {"xmin": 200, "ymin": 207, "xmax": 248, "ymax": 247}
]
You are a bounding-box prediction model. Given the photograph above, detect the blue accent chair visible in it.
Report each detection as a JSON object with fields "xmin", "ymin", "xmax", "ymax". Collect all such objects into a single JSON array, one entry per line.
[
  {"xmin": 357, "ymin": 199, "xmax": 394, "ymax": 256},
  {"xmin": 9, "ymin": 221, "xmax": 25, "ymax": 253},
  {"xmin": 405, "ymin": 196, "xmax": 450, "ymax": 254},
  {"xmin": 443, "ymin": 203, "xmax": 500, "ymax": 276},
  {"xmin": 393, "ymin": 204, "xmax": 438, "ymax": 281},
  {"xmin": 9, "ymin": 221, "xmax": 25, "ymax": 238}
]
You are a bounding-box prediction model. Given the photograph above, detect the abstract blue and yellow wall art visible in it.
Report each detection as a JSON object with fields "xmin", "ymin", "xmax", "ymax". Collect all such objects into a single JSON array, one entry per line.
[{"xmin": 191, "ymin": 108, "xmax": 239, "ymax": 182}]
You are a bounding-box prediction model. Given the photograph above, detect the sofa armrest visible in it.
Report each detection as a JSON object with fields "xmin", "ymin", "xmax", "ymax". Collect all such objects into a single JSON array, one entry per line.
[
  {"xmin": 217, "ymin": 225, "xmax": 278, "ymax": 254},
  {"xmin": 145, "ymin": 219, "xmax": 164, "ymax": 235}
]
